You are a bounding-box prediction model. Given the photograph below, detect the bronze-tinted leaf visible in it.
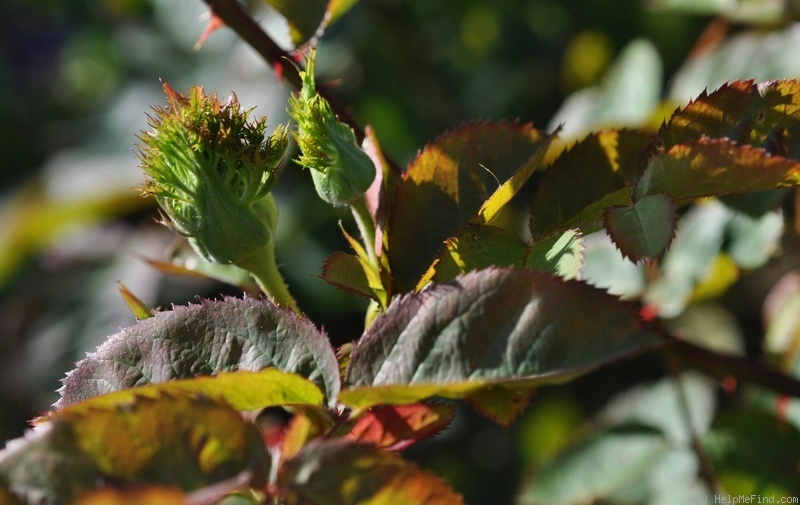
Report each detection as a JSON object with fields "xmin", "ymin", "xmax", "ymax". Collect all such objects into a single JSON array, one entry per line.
[
  {"xmin": 279, "ymin": 441, "xmax": 464, "ymax": 504},
  {"xmin": 0, "ymin": 395, "xmax": 268, "ymax": 504},
  {"xmin": 387, "ymin": 121, "xmax": 550, "ymax": 292},
  {"xmin": 635, "ymin": 138, "xmax": 800, "ymax": 203}
]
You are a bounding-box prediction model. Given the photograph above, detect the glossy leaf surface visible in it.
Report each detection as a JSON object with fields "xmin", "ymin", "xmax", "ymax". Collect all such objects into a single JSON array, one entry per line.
[
  {"xmin": 417, "ymin": 224, "xmax": 528, "ymax": 289},
  {"xmin": 343, "ymin": 268, "xmax": 660, "ymax": 419},
  {"xmin": 56, "ymin": 297, "xmax": 340, "ymax": 408}
]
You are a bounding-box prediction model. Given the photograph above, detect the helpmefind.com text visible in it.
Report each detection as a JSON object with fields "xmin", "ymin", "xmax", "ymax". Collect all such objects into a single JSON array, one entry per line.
[{"xmin": 700, "ymin": 495, "xmax": 800, "ymax": 504}]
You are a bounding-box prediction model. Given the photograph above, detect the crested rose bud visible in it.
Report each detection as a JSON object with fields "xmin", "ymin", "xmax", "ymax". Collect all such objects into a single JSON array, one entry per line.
[
  {"xmin": 136, "ymin": 82, "xmax": 288, "ymax": 266},
  {"xmin": 288, "ymin": 49, "xmax": 376, "ymax": 206}
]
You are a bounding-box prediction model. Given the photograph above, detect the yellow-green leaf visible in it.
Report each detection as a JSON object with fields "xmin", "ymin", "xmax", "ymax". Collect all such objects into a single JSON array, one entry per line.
[{"xmin": 44, "ymin": 370, "xmax": 323, "ymax": 424}]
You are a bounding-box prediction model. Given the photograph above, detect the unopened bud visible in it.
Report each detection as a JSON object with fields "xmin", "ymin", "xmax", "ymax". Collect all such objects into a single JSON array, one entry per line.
[
  {"xmin": 288, "ymin": 50, "xmax": 376, "ymax": 206},
  {"xmin": 136, "ymin": 83, "xmax": 288, "ymax": 266}
]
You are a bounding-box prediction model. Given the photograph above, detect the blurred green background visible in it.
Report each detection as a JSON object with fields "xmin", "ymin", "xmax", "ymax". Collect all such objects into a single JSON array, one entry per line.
[{"xmin": 3, "ymin": 1, "xmax": 800, "ymax": 503}]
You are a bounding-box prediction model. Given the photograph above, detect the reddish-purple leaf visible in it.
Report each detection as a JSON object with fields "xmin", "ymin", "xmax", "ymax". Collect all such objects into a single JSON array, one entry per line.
[
  {"xmin": 343, "ymin": 268, "xmax": 661, "ymax": 422},
  {"xmin": 56, "ymin": 297, "xmax": 340, "ymax": 409}
]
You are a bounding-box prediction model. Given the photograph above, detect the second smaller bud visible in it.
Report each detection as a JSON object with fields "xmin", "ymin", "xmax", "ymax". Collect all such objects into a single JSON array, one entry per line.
[{"xmin": 288, "ymin": 49, "xmax": 376, "ymax": 206}]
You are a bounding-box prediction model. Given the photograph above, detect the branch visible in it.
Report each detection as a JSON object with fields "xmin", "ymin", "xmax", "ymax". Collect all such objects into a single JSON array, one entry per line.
[
  {"xmin": 663, "ymin": 335, "xmax": 800, "ymax": 398},
  {"xmin": 202, "ymin": 0, "xmax": 367, "ymax": 144}
]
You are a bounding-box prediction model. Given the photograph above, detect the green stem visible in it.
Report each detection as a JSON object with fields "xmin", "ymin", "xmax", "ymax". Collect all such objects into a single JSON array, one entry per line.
[
  {"xmin": 238, "ymin": 243, "xmax": 300, "ymax": 313},
  {"xmin": 349, "ymin": 195, "xmax": 378, "ymax": 267},
  {"xmin": 350, "ymin": 195, "xmax": 380, "ymax": 268}
]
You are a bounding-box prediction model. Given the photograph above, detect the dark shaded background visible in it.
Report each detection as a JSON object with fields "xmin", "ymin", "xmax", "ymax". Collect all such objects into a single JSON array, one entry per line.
[{"xmin": 0, "ymin": 1, "xmax": 769, "ymax": 503}]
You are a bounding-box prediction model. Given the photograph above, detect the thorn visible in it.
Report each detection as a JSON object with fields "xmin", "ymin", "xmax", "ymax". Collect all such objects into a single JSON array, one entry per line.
[
  {"xmin": 194, "ymin": 11, "xmax": 226, "ymax": 51},
  {"xmin": 273, "ymin": 60, "xmax": 284, "ymax": 81},
  {"xmin": 639, "ymin": 304, "xmax": 659, "ymax": 323},
  {"xmin": 721, "ymin": 375, "xmax": 738, "ymax": 394},
  {"xmin": 776, "ymin": 394, "xmax": 789, "ymax": 425}
]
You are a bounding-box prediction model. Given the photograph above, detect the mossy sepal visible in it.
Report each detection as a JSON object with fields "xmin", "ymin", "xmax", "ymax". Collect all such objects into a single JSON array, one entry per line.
[
  {"xmin": 288, "ymin": 49, "xmax": 376, "ymax": 206},
  {"xmin": 137, "ymin": 83, "xmax": 297, "ymax": 310}
]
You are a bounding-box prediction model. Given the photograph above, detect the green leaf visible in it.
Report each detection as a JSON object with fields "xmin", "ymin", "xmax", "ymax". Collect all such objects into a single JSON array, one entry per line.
[
  {"xmin": 416, "ymin": 224, "xmax": 529, "ymax": 289},
  {"xmin": 0, "ymin": 180, "xmax": 151, "ymax": 289},
  {"xmin": 320, "ymin": 223, "xmax": 388, "ymax": 306},
  {"xmin": 345, "ymin": 402, "xmax": 457, "ymax": 451},
  {"xmin": 0, "ymin": 395, "xmax": 268, "ymax": 504},
  {"xmin": 387, "ymin": 121, "xmax": 550, "ymax": 292},
  {"xmin": 342, "ymin": 268, "xmax": 660, "ymax": 421},
  {"xmin": 642, "ymin": 200, "xmax": 731, "ymax": 317},
  {"xmin": 263, "ymin": 0, "xmax": 328, "ymax": 46},
  {"xmin": 670, "ymin": 29, "xmax": 800, "ymax": 103},
  {"xmin": 604, "ymin": 193, "xmax": 678, "ymax": 262},
  {"xmin": 530, "ymin": 129, "xmax": 652, "ymax": 241},
  {"xmin": 526, "ymin": 229, "xmax": 584, "ymax": 281},
  {"xmin": 279, "ymin": 441, "xmax": 464, "ymax": 504},
  {"xmin": 517, "ymin": 424, "xmax": 671, "ymax": 505},
  {"xmin": 764, "ymin": 272, "xmax": 800, "ymax": 358},
  {"xmin": 726, "ymin": 208, "xmax": 783, "ymax": 268},
  {"xmin": 548, "ymin": 39, "xmax": 662, "ymax": 138},
  {"xmin": 719, "ymin": 189, "xmax": 789, "ymax": 217},
  {"xmin": 580, "ymin": 231, "xmax": 644, "ymax": 297},
  {"xmin": 322, "ymin": 251, "xmax": 386, "ymax": 302},
  {"xmin": 137, "ymin": 241, "xmax": 259, "ymax": 292},
  {"xmin": 117, "ymin": 281, "xmax": 154, "ymax": 319},
  {"xmin": 703, "ymin": 407, "xmax": 800, "ymax": 496},
  {"xmin": 635, "ymin": 138, "xmax": 800, "ymax": 202},
  {"xmin": 599, "ymin": 372, "xmax": 717, "ymax": 444},
  {"xmin": 659, "ymin": 80, "xmax": 800, "ymax": 157},
  {"xmin": 56, "ymin": 297, "xmax": 340, "ymax": 409}
]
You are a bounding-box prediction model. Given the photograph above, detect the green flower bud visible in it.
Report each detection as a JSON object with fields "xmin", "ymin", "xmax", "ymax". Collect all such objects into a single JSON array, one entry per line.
[
  {"xmin": 288, "ymin": 50, "xmax": 376, "ymax": 206},
  {"xmin": 136, "ymin": 83, "xmax": 288, "ymax": 266}
]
